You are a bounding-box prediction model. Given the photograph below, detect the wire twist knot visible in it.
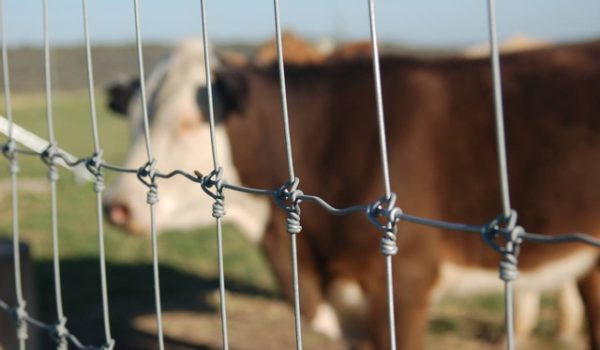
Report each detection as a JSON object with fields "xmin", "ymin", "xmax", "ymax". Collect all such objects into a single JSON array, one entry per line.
[
  {"xmin": 481, "ymin": 210, "xmax": 524, "ymax": 282},
  {"xmin": 86, "ymin": 152, "xmax": 106, "ymax": 193},
  {"xmin": 368, "ymin": 193, "xmax": 402, "ymax": 256},
  {"xmin": 41, "ymin": 144, "xmax": 60, "ymax": 182},
  {"xmin": 276, "ymin": 177, "xmax": 304, "ymax": 235},
  {"xmin": 212, "ymin": 197, "xmax": 226, "ymax": 219},
  {"xmin": 499, "ymin": 225, "xmax": 524, "ymax": 282},
  {"xmin": 1, "ymin": 139, "xmax": 15, "ymax": 157},
  {"xmin": 197, "ymin": 167, "xmax": 227, "ymax": 219},
  {"xmin": 199, "ymin": 167, "xmax": 224, "ymax": 199},
  {"xmin": 481, "ymin": 210, "xmax": 524, "ymax": 254},
  {"xmin": 103, "ymin": 338, "xmax": 116, "ymax": 350},
  {"xmin": 41, "ymin": 144, "xmax": 58, "ymax": 166},
  {"xmin": 380, "ymin": 233, "xmax": 398, "ymax": 256},
  {"xmin": 9, "ymin": 157, "xmax": 20, "ymax": 175},
  {"xmin": 48, "ymin": 164, "xmax": 59, "ymax": 182},
  {"xmin": 499, "ymin": 252, "xmax": 519, "ymax": 282},
  {"xmin": 93, "ymin": 175, "xmax": 105, "ymax": 193},
  {"xmin": 286, "ymin": 210, "xmax": 302, "ymax": 234},
  {"xmin": 12, "ymin": 302, "xmax": 28, "ymax": 341},
  {"xmin": 2, "ymin": 139, "xmax": 16, "ymax": 158},
  {"xmin": 85, "ymin": 151, "xmax": 103, "ymax": 175},
  {"xmin": 52, "ymin": 316, "xmax": 68, "ymax": 350},
  {"xmin": 2, "ymin": 140, "xmax": 20, "ymax": 174},
  {"xmin": 137, "ymin": 159, "xmax": 159, "ymax": 205},
  {"xmin": 136, "ymin": 159, "xmax": 156, "ymax": 183},
  {"xmin": 146, "ymin": 185, "xmax": 159, "ymax": 205}
]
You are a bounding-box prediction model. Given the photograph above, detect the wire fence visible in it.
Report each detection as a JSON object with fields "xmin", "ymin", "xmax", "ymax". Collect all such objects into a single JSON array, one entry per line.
[{"xmin": 1, "ymin": 1, "xmax": 600, "ymax": 350}]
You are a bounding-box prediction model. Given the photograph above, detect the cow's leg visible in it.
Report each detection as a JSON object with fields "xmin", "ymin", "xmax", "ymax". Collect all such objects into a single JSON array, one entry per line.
[
  {"xmin": 328, "ymin": 278, "xmax": 369, "ymax": 343},
  {"xmin": 513, "ymin": 289, "xmax": 540, "ymax": 345},
  {"xmin": 557, "ymin": 280, "xmax": 584, "ymax": 343},
  {"xmin": 511, "ymin": 279, "xmax": 584, "ymax": 347},
  {"xmin": 368, "ymin": 236, "xmax": 439, "ymax": 350},
  {"xmin": 578, "ymin": 258, "xmax": 600, "ymax": 350},
  {"xmin": 260, "ymin": 215, "xmax": 336, "ymax": 337}
]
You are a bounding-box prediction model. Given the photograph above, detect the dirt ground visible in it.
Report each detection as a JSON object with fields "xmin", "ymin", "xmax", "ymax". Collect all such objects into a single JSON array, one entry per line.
[
  {"xmin": 130, "ymin": 291, "xmax": 586, "ymax": 350},
  {"xmin": 133, "ymin": 292, "xmax": 343, "ymax": 350}
]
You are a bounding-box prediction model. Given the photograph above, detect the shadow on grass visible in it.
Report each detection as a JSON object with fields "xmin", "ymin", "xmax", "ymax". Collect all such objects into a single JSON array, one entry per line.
[{"xmin": 34, "ymin": 258, "xmax": 276, "ymax": 350}]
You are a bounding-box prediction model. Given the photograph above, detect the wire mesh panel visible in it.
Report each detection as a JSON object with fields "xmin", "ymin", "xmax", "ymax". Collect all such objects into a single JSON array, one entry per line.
[{"xmin": 0, "ymin": 1, "xmax": 599, "ymax": 349}]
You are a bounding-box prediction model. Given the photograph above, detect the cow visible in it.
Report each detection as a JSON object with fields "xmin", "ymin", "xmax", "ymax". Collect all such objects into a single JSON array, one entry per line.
[
  {"xmin": 281, "ymin": 34, "xmax": 585, "ymax": 345},
  {"xmin": 204, "ymin": 40, "xmax": 600, "ymax": 349},
  {"xmin": 106, "ymin": 37, "xmax": 598, "ymax": 349}
]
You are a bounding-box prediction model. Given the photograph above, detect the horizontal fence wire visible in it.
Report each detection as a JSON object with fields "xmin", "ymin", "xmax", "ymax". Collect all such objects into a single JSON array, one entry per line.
[{"xmin": 2, "ymin": 145, "xmax": 600, "ymax": 249}]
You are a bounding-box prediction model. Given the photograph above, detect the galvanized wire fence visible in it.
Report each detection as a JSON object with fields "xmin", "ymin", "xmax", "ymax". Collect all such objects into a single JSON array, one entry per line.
[{"xmin": 1, "ymin": 1, "xmax": 600, "ymax": 350}]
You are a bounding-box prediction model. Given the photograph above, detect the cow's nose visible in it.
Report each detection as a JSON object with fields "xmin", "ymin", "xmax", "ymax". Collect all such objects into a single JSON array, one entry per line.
[{"xmin": 103, "ymin": 201, "xmax": 130, "ymax": 227}]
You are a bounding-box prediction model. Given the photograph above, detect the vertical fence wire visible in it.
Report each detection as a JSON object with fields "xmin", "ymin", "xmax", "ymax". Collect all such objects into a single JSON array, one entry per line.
[
  {"xmin": 43, "ymin": 0, "xmax": 55, "ymax": 146},
  {"xmin": 199, "ymin": 1, "xmax": 229, "ymax": 349},
  {"xmin": 486, "ymin": 0, "xmax": 511, "ymax": 219},
  {"xmin": 82, "ymin": 0, "xmax": 100, "ymax": 151},
  {"xmin": 132, "ymin": 1, "xmax": 164, "ymax": 349},
  {"xmin": 43, "ymin": 1, "xmax": 68, "ymax": 348},
  {"xmin": 272, "ymin": 0, "xmax": 296, "ymax": 181},
  {"xmin": 1, "ymin": 1, "xmax": 28, "ymax": 349},
  {"xmin": 366, "ymin": 0, "xmax": 392, "ymax": 199},
  {"xmin": 0, "ymin": 0, "xmax": 11, "ymax": 130},
  {"xmin": 199, "ymin": 2, "xmax": 219, "ymax": 171},
  {"xmin": 485, "ymin": 1, "xmax": 516, "ymax": 349},
  {"xmin": 132, "ymin": 0, "xmax": 153, "ymax": 162},
  {"xmin": 366, "ymin": 1, "xmax": 398, "ymax": 349},
  {"xmin": 81, "ymin": 0, "xmax": 114, "ymax": 348},
  {"xmin": 272, "ymin": 1, "xmax": 303, "ymax": 349}
]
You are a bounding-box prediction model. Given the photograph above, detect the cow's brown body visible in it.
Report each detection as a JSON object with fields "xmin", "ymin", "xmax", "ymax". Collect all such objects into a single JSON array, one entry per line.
[{"xmin": 214, "ymin": 41, "xmax": 600, "ymax": 349}]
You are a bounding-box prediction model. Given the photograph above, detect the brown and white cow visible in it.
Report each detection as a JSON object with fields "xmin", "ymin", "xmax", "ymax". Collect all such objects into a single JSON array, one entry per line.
[
  {"xmin": 207, "ymin": 40, "xmax": 600, "ymax": 349},
  {"xmin": 104, "ymin": 38, "xmax": 600, "ymax": 349}
]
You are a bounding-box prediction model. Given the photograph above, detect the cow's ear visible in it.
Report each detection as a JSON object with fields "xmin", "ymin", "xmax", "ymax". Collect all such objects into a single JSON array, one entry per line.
[
  {"xmin": 105, "ymin": 78, "xmax": 140, "ymax": 116},
  {"xmin": 211, "ymin": 67, "xmax": 249, "ymax": 119}
]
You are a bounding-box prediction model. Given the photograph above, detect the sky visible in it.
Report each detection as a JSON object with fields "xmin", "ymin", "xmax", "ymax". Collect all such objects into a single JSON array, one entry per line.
[{"xmin": 3, "ymin": 0, "xmax": 600, "ymax": 48}]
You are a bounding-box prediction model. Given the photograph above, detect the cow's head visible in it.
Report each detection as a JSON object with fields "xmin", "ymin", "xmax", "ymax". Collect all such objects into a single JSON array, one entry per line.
[{"xmin": 103, "ymin": 37, "xmax": 270, "ymax": 242}]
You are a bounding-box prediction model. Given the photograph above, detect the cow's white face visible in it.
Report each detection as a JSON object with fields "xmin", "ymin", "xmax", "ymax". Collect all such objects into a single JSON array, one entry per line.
[{"xmin": 103, "ymin": 38, "xmax": 270, "ymax": 242}]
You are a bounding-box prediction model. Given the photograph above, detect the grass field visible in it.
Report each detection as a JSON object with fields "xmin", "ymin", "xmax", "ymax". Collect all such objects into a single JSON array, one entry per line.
[{"xmin": 0, "ymin": 91, "xmax": 582, "ymax": 349}]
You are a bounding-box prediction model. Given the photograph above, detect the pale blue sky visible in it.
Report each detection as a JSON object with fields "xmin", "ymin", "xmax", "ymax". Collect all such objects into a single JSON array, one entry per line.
[{"xmin": 4, "ymin": 0, "xmax": 600, "ymax": 47}]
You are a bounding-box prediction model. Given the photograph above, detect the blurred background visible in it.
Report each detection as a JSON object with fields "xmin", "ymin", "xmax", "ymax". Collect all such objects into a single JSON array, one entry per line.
[
  {"xmin": 3, "ymin": 0, "xmax": 600, "ymax": 92},
  {"xmin": 0, "ymin": 1, "xmax": 599, "ymax": 349}
]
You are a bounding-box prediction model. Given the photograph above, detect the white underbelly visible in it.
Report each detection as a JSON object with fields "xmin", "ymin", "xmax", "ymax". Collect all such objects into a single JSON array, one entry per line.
[{"xmin": 310, "ymin": 250, "xmax": 597, "ymax": 340}]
